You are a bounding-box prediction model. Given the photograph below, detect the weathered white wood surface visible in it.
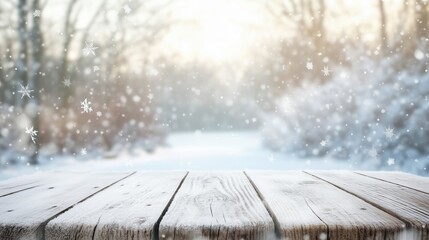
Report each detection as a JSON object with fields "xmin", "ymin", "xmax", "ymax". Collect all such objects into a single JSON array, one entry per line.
[
  {"xmin": 159, "ymin": 172, "xmax": 275, "ymax": 240},
  {"xmin": 308, "ymin": 171, "xmax": 429, "ymax": 239},
  {"xmin": 0, "ymin": 171, "xmax": 132, "ymax": 240},
  {"xmin": 356, "ymin": 171, "xmax": 429, "ymax": 194},
  {"xmin": 246, "ymin": 171, "xmax": 405, "ymax": 240},
  {"xmin": 46, "ymin": 172, "xmax": 187, "ymax": 240},
  {"xmin": 0, "ymin": 171, "xmax": 70, "ymax": 197},
  {"xmin": 1, "ymin": 170, "xmax": 428, "ymax": 240}
]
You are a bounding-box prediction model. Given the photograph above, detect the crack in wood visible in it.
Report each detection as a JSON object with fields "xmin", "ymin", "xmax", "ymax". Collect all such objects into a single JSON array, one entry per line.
[
  {"xmin": 222, "ymin": 211, "xmax": 227, "ymax": 224},
  {"xmin": 73, "ymin": 224, "xmax": 83, "ymax": 240},
  {"xmin": 304, "ymin": 198, "xmax": 329, "ymax": 240},
  {"xmin": 209, "ymin": 201, "xmax": 214, "ymax": 218}
]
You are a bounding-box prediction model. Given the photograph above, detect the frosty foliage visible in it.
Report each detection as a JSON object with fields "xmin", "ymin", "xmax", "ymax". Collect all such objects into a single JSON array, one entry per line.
[
  {"xmin": 261, "ymin": 54, "xmax": 429, "ymax": 174},
  {"xmin": 0, "ymin": 106, "xmax": 35, "ymax": 166}
]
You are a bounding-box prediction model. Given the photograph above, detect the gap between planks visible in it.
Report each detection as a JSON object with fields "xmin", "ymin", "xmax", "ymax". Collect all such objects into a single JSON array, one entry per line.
[
  {"xmin": 43, "ymin": 172, "xmax": 189, "ymax": 240},
  {"xmin": 247, "ymin": 171, "xmax": 406, "ymax": 240},
  {"xmin": 0, "ymin": 185, "xmax": 40, "ymax": 198},
  {"xmin": 152, "ymin": 172, "xmax": 189, "ymax": 240},
  {"xmin": 354, "ymin": 171, "xmax": 429, "ymax": 195},
  {"xmin": 304, "ymin": 171, "xmax": 413, "ymax": 227},
  {"xmin": 38, "ymin": 172, "xmax": 137, "ymax": 239},
  {"xmin": 243, "ymin": 171, "xmax": 282, "ymax": 239},
  {"xmin": 305, "ymin": 170, "xmax": 428, "ymax": 239},
  {"xmin": 158, "ymin": 172, "xmax": 276, "ymax": 240},
  {"xmin": 0, "ymin": 171, "xmax": 138, "ymax": 240}
]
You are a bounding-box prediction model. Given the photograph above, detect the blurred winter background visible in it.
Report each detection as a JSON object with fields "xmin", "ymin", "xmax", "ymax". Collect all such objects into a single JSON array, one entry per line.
[{"xmin": 0, "ymin": 0, "xmax": 428, "ymax": 179}]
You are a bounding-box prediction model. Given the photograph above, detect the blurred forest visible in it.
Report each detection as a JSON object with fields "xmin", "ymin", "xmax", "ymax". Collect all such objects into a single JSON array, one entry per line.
[{"xmin": 0, "ymin": 0, "xmax": 428, "ymax": 174}]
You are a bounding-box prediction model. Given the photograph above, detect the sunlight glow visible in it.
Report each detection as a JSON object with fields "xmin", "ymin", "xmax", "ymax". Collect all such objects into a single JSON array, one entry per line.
[
  {"xmin": 199, "ymin": 18, "xmax": 244, "ymax": 62},
  {"xmin": 157, "ymin": 0, "xmax": 271, "ymax": 63}
]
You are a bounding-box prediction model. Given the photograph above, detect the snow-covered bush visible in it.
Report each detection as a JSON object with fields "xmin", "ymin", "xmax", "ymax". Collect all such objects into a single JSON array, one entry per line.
[
  {"xmin": 0, "ymin": 105, "xmax": 35, "ymax": 166},
  {"xmin": 261, "ymin": 55, "xmax": 429, "ymax": 175}
]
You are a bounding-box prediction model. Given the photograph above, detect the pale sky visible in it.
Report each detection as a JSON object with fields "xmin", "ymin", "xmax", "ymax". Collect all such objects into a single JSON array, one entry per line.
[{"xmin": 0, "ymin": 0, "xmax": 407, "ymax": 65}]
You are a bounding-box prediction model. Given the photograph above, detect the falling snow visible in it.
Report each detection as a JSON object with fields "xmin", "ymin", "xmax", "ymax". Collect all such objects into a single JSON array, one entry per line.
[
  {"xmin": 25, "ymin": 127, "xmax": 38, "ymax": 144},
  {"xmin": 82, "ymin": 41, "xmax": 98, "ymax": 56},
  {"xmin": 80, "ymin": 98, "xmax": 93, "ymax": 113},
  {"xmin": 17, "ymin": 84, "xmax": 34, "ymax": 99},
  {"xmin": 384, "ymin": 127, "xmax": 395, "ymax": 141},
  {"xmin": 321, "ymin": 66, "xmax": 331, "ymax": 76},
  {"xmin": 369, "ymin": 148, "xmax": 378, "ymax": 160},
  {"xmin": 63, "ymin": 78, "xmax": 71, "ymax": 87},
  {"xmin": 80, "ymin": 148, "xmax": 87, "ymax": 156},
  {"xmin": 33, "ymin": 9, "xmax": 41, "ymax": 17}
]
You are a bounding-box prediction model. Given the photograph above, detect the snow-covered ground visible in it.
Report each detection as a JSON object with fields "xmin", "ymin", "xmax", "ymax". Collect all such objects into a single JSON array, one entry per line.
[{"xmin": 0, "ymin": 131, "xmax": 356, "ymax": 180}]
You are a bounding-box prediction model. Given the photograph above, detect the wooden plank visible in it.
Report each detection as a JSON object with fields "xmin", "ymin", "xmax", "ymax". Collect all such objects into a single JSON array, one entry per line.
[
  {"xmin": 308, "ymin": 170, "xmax": 429, "ymax": 239},
  {"xmin": 0, "ymin": 171, "xmax": 132, "ymax": 240},
  {"xmin": 246, "ymin": 171, "xmax": 405, "ymax": 240},
  {"xmin": 45, "ymin": 172, "xmax": 187, "ymax": 240},
  {"xmin": 356, "ymin": 171, "xmax": 429, "ymax": 194},
  {"xmin": 159, "ymin": 172, "xmax": 275, "ymax": 240},
  {"xmin": 0, "ymin": 171, "xmax": 71, "ymax": 197}
]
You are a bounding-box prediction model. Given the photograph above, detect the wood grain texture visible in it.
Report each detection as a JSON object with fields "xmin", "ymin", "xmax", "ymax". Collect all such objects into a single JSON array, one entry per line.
[
  {"xmin": 308, "ymin": 171, "xmax": 429, "ymax": 239},
  {"xmin": 45, "ymin": 172, "xmax": 187, "ymax": 240},
  {"xmin": 246, "ymin": 171, "xmax": 405, "ymax": 240},
  {"xmin": 159, "ymin": 172, "xmax": 275, "ymax": 240},
  {"xmin": 0, "ymin": 171, "xmax": 131, "ymax": 240},
  {"xmin": 356, "ymin": 171, "xmax": 429, "ymax": 194}
]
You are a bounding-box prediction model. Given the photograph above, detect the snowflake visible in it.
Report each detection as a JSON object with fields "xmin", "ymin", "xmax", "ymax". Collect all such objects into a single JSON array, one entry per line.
[
  {"xmin": 18, "ymin": 84, "xmax": 34, "ymax": 99},
  {"xmin": 80, "ymin": 98, "xmax": 93, "ymax": 113},
  {"xmin": 82, "ymin": 41, "xmax": 98, "ymax": 56},
  {"xmin": 81, "ymin": 148, "xmax": 87, "ymax": 156},
  {"xmin": 93, "ymin": 66, "xmax": 100, "ymax": 72},
  {"xmin": 122, "ymin": 4, "xmax": 132, "ymax": 14},
  {"xmin": 320, "ymin": 140, "xmax": 327, "ymax": 147},
  {"xmin": 321, "ymin": 66, "xmax": 331, "ymax": 76},
  {"xmin": 25, "ymin": 126, "xmax": 38, "ymax": 144},
  {"xmin": 63, "ymin": 78, "xmax": 71, "ymax": 87},
  {"xmin": 387, "ymin": 158, "xmax": 395, "ymax": 166},
  {"xmin": 33, "ymin": 9, "xmax": 41, "ymax": 17},
  {"xmin": 369, "ymin": 147, "xmax": 378, "ymax": 160},
  {"xmin": 384, "ymin": 127, "xmax": 395, "ymax": 141},
  {"xmin": 325, "ymin": 104, "xmax": 330, "ymax": 110},
  {"xmin": 306, "ymin": 61, "xmax": 313, "ymax": 70},
  {"xmin": 96, "ymin": 111, "xmax": 102, "ymax": 117}
]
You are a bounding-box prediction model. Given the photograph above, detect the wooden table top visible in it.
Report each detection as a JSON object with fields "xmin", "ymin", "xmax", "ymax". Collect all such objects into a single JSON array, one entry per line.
[{"xmin": 0, "ymin": 171, "xmax": 428, "ymax": 240}]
